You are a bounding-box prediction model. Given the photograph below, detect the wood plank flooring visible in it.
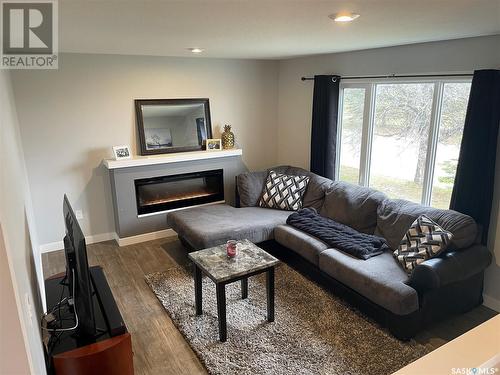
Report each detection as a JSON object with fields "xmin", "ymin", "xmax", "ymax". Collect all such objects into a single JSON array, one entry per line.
[{"xmin": 42, "ymin": 237, "xmax": 497, "ymax": 375}]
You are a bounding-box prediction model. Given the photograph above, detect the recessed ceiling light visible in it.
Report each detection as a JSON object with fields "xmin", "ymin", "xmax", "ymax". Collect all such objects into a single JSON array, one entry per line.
[
  {"xmin": 329, "ymin": 13, "xmax": 360, "ymax": 22},
  {"xmin": 188, "ymin": 48, "xmax": 204, "ymax": 54}
]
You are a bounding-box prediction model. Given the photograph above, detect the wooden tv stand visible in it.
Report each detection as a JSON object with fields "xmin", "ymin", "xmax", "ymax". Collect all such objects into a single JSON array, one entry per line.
[{"xmin": 44, "ymin": 266, "xmax": 134, "ymax": 375}]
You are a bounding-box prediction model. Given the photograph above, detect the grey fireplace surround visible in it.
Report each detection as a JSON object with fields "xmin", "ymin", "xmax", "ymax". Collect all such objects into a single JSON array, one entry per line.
[{"xmin": 106, "ymin": 153, "xmax": 245, "ymax": 240}]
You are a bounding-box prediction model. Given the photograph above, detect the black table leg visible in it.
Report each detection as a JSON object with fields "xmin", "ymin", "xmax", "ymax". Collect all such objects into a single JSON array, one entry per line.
[
  {"xmin": 241, "ymin": 278, "xmax": 248, "ymax": 299},
  {"xmin": 266, "ymin": 267, "xmax": 275, "ymax": 322},
  {"xmin": 216, "ymin": 283, "xmax": 227, "ymax": 342},
  {"xmin": 194, "ymin": 265, "xmax": 202, "ymax": 315}
]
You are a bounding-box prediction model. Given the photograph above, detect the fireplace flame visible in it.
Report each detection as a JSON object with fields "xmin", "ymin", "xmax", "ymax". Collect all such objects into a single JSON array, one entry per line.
[{"xmin": 140, "ymin": 190, "xmax": 217, "ymax": 206}]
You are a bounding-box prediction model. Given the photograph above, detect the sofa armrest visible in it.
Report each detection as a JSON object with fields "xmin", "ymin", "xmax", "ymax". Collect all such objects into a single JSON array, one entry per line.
[{"xmin": 408, "ymin": 245, "xmax": 492, "ymax": 292}]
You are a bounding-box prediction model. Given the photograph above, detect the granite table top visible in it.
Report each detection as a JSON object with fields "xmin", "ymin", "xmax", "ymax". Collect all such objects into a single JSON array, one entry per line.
[{"xmin": 188, "ymin": 239, "xmax": 279, "ymax": 283}]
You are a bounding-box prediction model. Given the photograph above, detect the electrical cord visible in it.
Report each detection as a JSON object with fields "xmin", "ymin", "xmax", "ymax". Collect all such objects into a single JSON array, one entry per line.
[
  {"xmin": 41, "ymin": 273, "xmax": 68, "ymax": 323},
  {"xmin": 57, "ymin": 273, "xmax": 67, "ymax": 326},
  {"xmin": 41, "ymin": 297, "xmax": 68, "ymax": 319},
  {"xmin": 41, "ymin": 271, "xmax": 79, "ymax": 333}
]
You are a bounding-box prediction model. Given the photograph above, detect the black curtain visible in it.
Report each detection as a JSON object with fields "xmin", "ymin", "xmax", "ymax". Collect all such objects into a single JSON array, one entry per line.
[
  {"xmin": 450, "ymin": 69, "xmax": 500, "ymax": 244},
  {"xmin": 310, "ymin": 75, "xmax": 340, "ymax": 179}
]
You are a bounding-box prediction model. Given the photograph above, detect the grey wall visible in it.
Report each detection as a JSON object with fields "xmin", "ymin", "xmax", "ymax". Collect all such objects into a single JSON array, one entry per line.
[
  {"xmin": 11, "ymin": 53, "xmax": 279, "ymax": 245},
  {"xmin": 276, "ymin": 34, "xmax": 500, "ymax": 310},
  {"xmin": 0, "ymin": 71, "xmax": 46, "ymax": 374}
]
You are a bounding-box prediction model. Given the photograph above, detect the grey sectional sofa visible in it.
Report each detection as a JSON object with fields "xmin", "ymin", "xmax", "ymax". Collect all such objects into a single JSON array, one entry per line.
[{"xmin": 168, "ymin": 165, "xmax": 492, "ymax": 339}]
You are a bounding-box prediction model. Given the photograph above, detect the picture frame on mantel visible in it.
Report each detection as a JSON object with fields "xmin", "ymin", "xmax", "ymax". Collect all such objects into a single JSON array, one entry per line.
[
  {"xmin": 135, "ymin": 98, "xmax": 213, "ymax": 156},
  {"xmin": 112, "ymin": 145, "xmax": 132, "ymax": 160},
  {"xmin": 206, "ymin": 138, "xmax": 222, "ymax": 151}
]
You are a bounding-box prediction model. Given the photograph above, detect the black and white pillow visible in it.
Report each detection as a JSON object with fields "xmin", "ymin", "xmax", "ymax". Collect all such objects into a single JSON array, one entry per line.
[
  {"xmin": 259, "ymin": 171, "xmax": 310, "ymax": 211},
  {"xmin": 394, "ymin": 215, "xmax": 453, "ymax": 274}
]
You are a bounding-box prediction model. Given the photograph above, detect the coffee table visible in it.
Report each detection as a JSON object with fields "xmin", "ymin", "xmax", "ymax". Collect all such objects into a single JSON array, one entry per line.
[{"xmin": 188, "ymin": 239, "xmax": 279, "ymax": 342}]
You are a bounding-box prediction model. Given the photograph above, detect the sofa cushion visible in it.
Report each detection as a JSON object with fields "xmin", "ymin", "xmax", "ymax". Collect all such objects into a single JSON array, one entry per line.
[
  {"xmin": 167, "ymin": 204, "xmax": 291, "ymax": 250},
  {"xmin": 300, "ymin": 173, "xmax": 333, "ymax": 211},
  {"xmin": 259, "ymin": 171, "xmax": 310, "ymax": 211},
  {"xmin": 319, "ymin": 181, "xmax": 387, "ymax": 234},
  {"xmin": 319, "ymin": 250, "xmax": 419, "ymax": 315},
  {"xmin": 237, "ymin": 166, "xmax": 289, "ymax": 207},
  {"xmin": 375, "ymin": 199, "xmax": 477, "ymax": 250},
  {"xmin": 394, "ymin": 215, "xmax": 453, "ymax": 274},
  {"xmin": 237, "ymin": 166, "xmax": 332, "ymax": 210},
  {"xmin": 274, "ymin": 224, "xmax": 329, "ymax": 266},
  {"xmin": 279, "ymin": 166, "xmax": 333, "ymax": 211}
]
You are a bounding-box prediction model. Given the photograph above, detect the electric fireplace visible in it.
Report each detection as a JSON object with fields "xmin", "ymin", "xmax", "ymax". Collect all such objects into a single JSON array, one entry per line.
[{"xmin": 134, "ymin": 169, "xmax": 224, "ymax": 215}]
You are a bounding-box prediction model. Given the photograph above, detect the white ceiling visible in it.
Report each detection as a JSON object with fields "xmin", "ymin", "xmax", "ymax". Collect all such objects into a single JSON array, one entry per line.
[{"xmin": 60, "ymin": 0, "xmax": 500, "ymax": 59}]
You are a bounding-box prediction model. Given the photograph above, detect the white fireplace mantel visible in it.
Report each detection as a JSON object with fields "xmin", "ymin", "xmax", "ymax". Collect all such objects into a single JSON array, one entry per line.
[{"xmin": 103, "ymin": 148, "xmax": 242, "ymax": 169}]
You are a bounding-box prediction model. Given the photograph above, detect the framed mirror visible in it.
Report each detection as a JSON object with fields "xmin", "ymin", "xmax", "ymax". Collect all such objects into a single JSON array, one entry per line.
[{"xmin": 135, "ymin": 98, "xmax": 213, "ymax": 155}]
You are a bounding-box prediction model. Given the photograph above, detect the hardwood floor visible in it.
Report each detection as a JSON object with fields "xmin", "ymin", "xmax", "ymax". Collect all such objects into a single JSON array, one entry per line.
[{"xmin": 42, "ymin": 237, "xmax": 497, "ymax": 375}]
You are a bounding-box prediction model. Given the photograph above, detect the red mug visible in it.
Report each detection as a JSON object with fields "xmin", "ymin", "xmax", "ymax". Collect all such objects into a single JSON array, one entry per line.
[{"xmin": 226, "ymin": 240, "xmax": 237, "ymax": 258}]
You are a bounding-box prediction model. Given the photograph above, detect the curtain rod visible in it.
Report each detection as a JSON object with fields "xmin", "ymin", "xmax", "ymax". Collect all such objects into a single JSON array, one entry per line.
[{"xmin": 301, "ymin": 73, "xmax": 473, "ymax": 81}]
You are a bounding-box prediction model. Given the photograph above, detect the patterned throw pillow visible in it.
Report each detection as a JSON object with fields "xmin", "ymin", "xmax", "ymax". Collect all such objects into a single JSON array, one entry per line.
[
  {"xmin": 259, "ymin": 171, "xmax": 310, "ymax": 211},
  {"xmin": 394, "ymin": 215, "xmax": 453, "ymax": 274}
]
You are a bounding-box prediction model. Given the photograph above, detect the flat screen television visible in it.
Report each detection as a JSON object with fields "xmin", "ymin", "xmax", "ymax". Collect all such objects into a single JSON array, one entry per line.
[{"xmin": 63, "ymin": 194, "xmax": 96, "ymax": 338}]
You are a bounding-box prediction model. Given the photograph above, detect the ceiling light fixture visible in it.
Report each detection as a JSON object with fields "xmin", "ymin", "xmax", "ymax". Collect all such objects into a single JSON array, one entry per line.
[
  {"xmin": 329, "ymin": 13, "xmax": 360, "ymax": 22},
  {"xmin": 188, "ymin": 47, "xmax": 204, "ymax": 54}
]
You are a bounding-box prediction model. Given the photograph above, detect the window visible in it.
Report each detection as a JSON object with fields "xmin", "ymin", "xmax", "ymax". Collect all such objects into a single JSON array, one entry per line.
[
  {"xmin": 431, "ymin": 83, "xmax": 471, "ymax": 208},
  {"xmin": 338, "ymin": 88, "xmax": 365, "ymax": 184},
  {"xmin": 337, "ymin": 79, "xmax": 471, "ymax": 208}
]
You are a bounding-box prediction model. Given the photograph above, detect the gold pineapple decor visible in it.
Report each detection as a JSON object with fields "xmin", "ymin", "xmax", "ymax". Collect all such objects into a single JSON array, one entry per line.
[{"xmin": 221, "ymin": 124, "xmax": 235, "ymax": 149}]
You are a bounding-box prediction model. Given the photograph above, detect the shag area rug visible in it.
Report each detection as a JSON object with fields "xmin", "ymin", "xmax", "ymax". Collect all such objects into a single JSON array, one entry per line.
[{"xmin": 145, "ymin": 264, "xmax": 429, "ymax": 375}]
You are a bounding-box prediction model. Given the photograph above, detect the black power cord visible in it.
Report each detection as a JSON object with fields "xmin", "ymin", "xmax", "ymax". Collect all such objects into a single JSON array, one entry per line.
[{"xmin": 41, "ymin": 271, "xmax": 79, "ymax": 334}]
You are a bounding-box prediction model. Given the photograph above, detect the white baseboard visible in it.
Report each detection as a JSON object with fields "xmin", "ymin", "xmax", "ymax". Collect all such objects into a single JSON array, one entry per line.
[
  {"xmin": 114, "ymin": 229, "xmax": 177, "ymax": 247},
  {"xmin": 40, "ymin": 232, "xmax": 117, "ymax": 253},
  {"xmin": 40, "ymin": 241, "xmax": 65, "ymax": 253},
  {"xmin": 483, "ymin": 294, "xmax": 500, "ymax": 312},
  {"xmin": 40, "ymin": 229, "xmax": 177, "ymax": 253}
]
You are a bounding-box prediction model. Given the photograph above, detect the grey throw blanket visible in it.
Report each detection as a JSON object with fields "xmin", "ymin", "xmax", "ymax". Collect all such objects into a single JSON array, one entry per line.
[{"xmin": 286, "ymin": 208, "xmax": 388, "ymax": 260}]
